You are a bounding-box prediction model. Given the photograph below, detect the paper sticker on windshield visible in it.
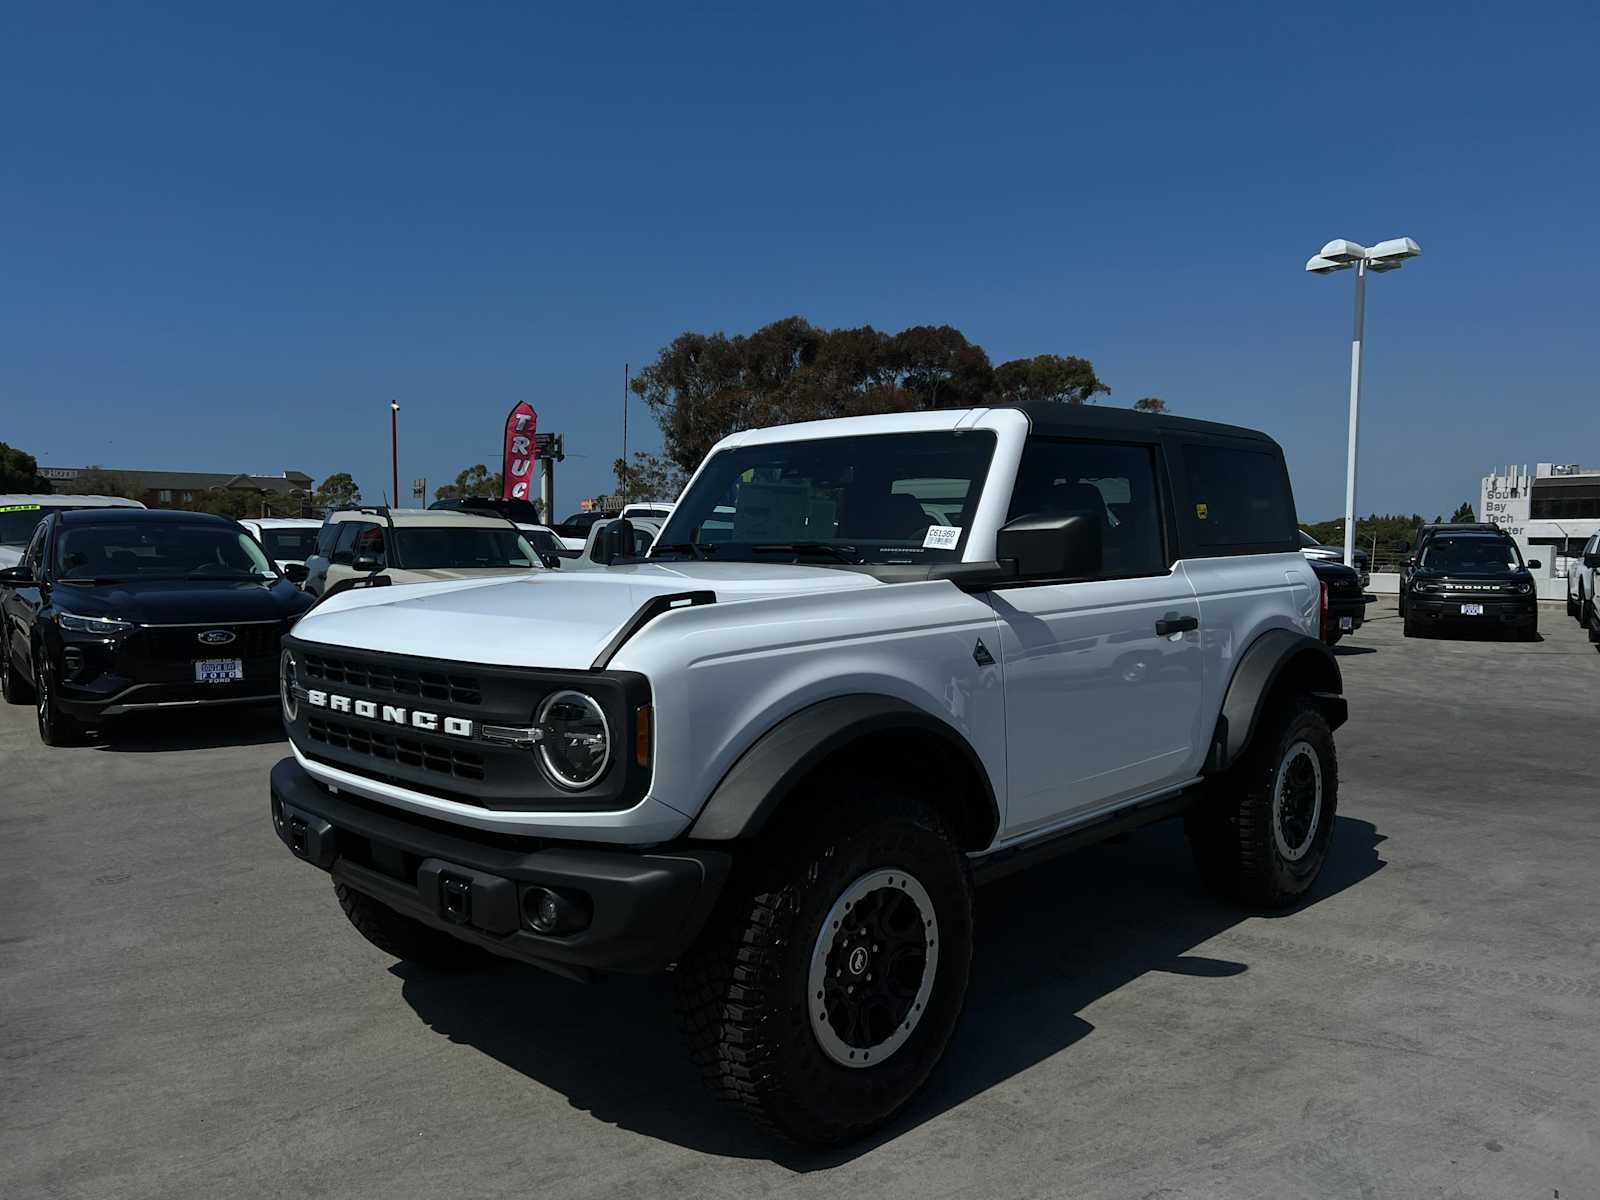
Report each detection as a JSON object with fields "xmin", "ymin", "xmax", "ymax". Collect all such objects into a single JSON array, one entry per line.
[
  {"xmin": 922, "ymin": 525, "xmax": 961, "ymax": 550},
  {"xmin": 1195, "ymin": 503, "xmax": 1209, "ymax": 520}
]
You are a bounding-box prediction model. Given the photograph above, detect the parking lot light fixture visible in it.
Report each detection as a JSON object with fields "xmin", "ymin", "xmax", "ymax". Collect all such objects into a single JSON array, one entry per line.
[{"xmin": 1305, "ymin": 235, "xmax": 1421, "ymax": 567}]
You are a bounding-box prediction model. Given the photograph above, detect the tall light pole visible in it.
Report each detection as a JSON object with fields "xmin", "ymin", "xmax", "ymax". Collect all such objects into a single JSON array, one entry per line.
[
  {"xmin": 389, "ymin": 400, "xmax": 400, "ymax": 509},
  {"xmin": 1306, "ymin": 237, "xmax": 1420, "ymax": 567}
]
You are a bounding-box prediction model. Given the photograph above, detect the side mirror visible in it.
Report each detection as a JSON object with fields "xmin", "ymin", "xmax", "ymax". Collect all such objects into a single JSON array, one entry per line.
[
  {"xmin": 593, "ymin": 519, "xmax": 636, "ymax": 566},
  {"xmin": 538, "ymin": 552, "xmax": 562, "ymax": 570},
  {"xmin": 0, "ymin": 565, "xmax": 36, "ymax": 586},
  {"xmin": 353, "ymin": 555, "xmax": 382, "ymax": 573},
  {"xmin": 282, "ymin": 562, "xmax": 309, "ymax": 584},
  {"xmin": 1526, "ymin": 559, "xmax": 1542, "ymax": 570},
  {"xmin": 995, "ymin": 512, "xmax": 1102, "ymax": 580}
]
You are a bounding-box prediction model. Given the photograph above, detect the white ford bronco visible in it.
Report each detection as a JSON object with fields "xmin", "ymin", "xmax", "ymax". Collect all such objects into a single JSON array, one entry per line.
[{"xmin": 271, "ymin": 403, "xmax": 1347, "ymax": 1144}]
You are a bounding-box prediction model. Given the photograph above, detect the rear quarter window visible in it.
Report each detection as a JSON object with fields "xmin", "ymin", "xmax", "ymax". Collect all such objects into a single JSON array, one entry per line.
[{"xmin": 1173, "ymin": 440, "xmax": 1298, "ymax": 555}]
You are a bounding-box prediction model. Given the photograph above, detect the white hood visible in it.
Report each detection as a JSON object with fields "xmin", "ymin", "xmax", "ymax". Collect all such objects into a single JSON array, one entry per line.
[{"xmin": 290, "ymin": 561, "xmax": 883, "ymax": 669}]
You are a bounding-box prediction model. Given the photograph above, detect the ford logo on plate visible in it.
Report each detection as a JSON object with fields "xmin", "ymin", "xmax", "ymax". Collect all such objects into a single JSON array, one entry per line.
[{"xmin": 197, "ymin": 629, "xmax": 236, "ymax": 646}]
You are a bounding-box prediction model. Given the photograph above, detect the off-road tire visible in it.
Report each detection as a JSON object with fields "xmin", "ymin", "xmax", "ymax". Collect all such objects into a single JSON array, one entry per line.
[
  {"xmin": 1186, "ymin": 696, "xmax": 1338, "ymax": 908},
  {"xmin": 334, "ymin": 883, "xmax": 491, "ymax": 971},
  {"xmin": 1402, "ymin": 615, "xmax": 1421, "ymax": 638},
  {"xmin": 1568, "ymin": 590, "xmax": 1580, "ymax": 619},
  {"xmin": 674, "ymin": 786, "xmax": 974, "ymax": 1145},
  {"xmin": 0, "ymin": 643, "xmax": 34, "ymax": 705},
  {"xmin": 34, "ymin": 647, "xmax": 84, "ymax": 746},
  {"xmin": 1325, "ymin": 630, "xmax": 1343, "ymax": 647}
]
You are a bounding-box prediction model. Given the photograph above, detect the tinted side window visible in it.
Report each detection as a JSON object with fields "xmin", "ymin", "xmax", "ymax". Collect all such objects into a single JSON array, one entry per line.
[
  {"xmin": 315, "ymin": 522, "xmax": 340, "ymax": 558},
  {"xmin": 1007, "ymin": 439, "xmax": 1168, "ymax": 577},
  {"xmin": 23, "ymin": 522, "xmax": 49, "ymax": 575},
  {"xmin": 1178, "ymin": 442, "xmax": 1296, "ymax": 552},
  {"xmin": 352, "ymin": 524, "xmax": 386, "ymax": 566},
  {"xmin": 330, "ymin": 522, "xmax": 364, "ymax": 566}
]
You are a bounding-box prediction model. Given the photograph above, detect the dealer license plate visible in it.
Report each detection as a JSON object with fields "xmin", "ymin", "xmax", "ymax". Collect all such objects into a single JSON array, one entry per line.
[
  {"xmin": 194, "ymin": 658, "xmax": 244, "ymax": 683},
  {"xmin": 1460, "ymin": 604, "xmax": 1484, "ymax": 616},
  {"xmin": 1339, "ymin": 617, "xmax": 1354, "ymax": 631}
]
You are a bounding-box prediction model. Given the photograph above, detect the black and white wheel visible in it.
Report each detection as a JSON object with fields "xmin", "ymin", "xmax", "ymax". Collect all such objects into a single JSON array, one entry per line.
[
  {"xmin": 334, "ymin": 883, "xmax": 491, "ymax": 971},
  {"xmin": 1187, "ymin": 696, "xmax": 1338, "ymax": 908},
  {"xmin": 675, "ymin": 788, "xmax": 973, "ymax": 1145},
  {"xmin": 1568, "ymin": 590, "xmax": 1580, "ymax": 619},
  {"xmin": 34, "ymin": 647, "xmax": 83, "ymax": 746},
  {"xmin": 0, "ymin": 640, "xmax": 34, "ymax": 705}
]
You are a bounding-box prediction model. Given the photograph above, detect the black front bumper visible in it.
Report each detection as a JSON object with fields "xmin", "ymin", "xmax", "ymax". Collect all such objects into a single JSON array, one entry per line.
[
  {"xmin": 269, "ymin": 758, "xmax": 729, "ymax": 979},
  {"xmin": 1406, "ymin": 596, "xmax": 1537, "ymax": 627}
]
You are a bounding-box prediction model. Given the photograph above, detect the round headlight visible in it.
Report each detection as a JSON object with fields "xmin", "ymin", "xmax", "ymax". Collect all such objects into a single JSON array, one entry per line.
[
  {"xmin": 536, "ymin": 690, "xmax": 610, "ymax": 790},
  {"xmin": 280, "ymin": 648, "xmax": 298, "ymax": 721}
]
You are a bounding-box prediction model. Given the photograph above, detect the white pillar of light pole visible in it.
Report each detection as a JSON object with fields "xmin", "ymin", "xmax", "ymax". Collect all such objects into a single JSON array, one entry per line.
[
  {"xmin": 1306, "ymin": 236, "xmax": 1420, "ymax": 568},
  {"xmin": 1342, "ymin": 259, "xmax": 1366, "ymax": 568}
]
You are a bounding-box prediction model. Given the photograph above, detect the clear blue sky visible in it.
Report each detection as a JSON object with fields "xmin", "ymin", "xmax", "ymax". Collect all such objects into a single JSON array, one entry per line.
[{"xmin": 4, "ymin": 1, "xmax": 1597, "ymax": 521}]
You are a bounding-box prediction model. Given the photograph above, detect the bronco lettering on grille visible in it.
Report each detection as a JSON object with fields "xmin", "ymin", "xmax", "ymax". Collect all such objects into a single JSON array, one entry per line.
[{"xmin": 304, "ymin": 689, "xmax": 474, "ymax": 738}]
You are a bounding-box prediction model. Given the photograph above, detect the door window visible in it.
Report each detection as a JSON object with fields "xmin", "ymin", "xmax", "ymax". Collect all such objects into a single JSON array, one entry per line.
[
  {"xmin": 23, "ymin": 522, "xmax": 49, "ymax": 575},
  {"xmin": 1006, "ymin": 439, "xmax": 1168, "ymax": 577},
  {"xmin": 351, "ymin": 524, "xmax": 387, "ymax": 566},
  {"xmin": 330, "ymin": 522, "xmax": 365, "ymax": 566},
  {"xmin": 315, "ymin": 522, "xmax": 340, "ymax": 559}
]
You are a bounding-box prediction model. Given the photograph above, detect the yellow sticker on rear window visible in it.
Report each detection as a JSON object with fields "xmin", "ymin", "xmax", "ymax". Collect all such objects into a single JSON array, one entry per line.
[
  {"xmin": 0, "ymin": 503, "xmax": 43, "ymax": 512},
  {"xmin": 1195, "ymin": 503, "xmax": 1209, "ymax": 520}
]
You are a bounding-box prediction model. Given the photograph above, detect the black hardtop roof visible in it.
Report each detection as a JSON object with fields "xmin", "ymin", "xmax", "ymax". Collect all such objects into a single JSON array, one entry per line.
[
  {"xmin": 1419, "ymin": 522, "xmax": 1500, "ymax": 532},
  {"xmin": 56, "ymin": 507, "xmax": 238, "ymax": 526},
  {"xmin": 1425, "ymin": 529, "xmax": 1506, "ymax": 540},
  {"xmin": 1013, "ymin": 401, "xmax": 1279, "ymax": 446}
]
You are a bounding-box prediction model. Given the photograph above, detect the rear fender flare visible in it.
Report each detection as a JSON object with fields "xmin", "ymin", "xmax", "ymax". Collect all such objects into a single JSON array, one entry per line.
[{"xmin": 1206, "ymin": 629, "xmax": 1346, "ymax": 773}]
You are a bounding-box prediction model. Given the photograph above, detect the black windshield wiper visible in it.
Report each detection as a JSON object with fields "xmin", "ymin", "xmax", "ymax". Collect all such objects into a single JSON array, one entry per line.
[
  {"xmin": 59, "ymin": 576, "xmax": 129, "ymax": 585},
  {"xmin": 750, "ymin": 542, "xmax": 861, "ymax": 564},
  {"xmin": 652, "ymin": 542, "xmax": 715, "ymax": 561},
  {"xmin": 185, "ymin": 572, "xmax": 273, "ymax": 581}
]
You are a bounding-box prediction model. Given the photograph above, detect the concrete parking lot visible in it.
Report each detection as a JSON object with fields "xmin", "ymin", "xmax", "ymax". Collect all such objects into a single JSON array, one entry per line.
[{"xmin": 3, "ymin": 600, "xmax": 1597, "ymax": 1199}]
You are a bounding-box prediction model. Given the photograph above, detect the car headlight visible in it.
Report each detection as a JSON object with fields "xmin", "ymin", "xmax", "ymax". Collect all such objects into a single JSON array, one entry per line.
[
  {"xmin": 55, "ymin": 612, "xmax": 134, "ymax": 634},
  {"xmin": 280, "ymin": 648, "xmax": 299, "ymax": 721},
  {"xmin": 536, "ymin": 690, "xmax": 610, "ymax": 790},
  {"xmin": 1515, "ymin": 582, "xmax": 1533, "ymax": 595},
  {"xmin": 1414, "ymin": 581, "xmax": 1440, "ymax": 593}
]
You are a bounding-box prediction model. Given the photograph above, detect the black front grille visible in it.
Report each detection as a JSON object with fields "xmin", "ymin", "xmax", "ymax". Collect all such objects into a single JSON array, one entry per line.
[
  {"xmin": 284, "ymin": 637, "xmax": 653, "ymax": 812},
  {"xmin": 141, "ymin": 622, "xmax": 282, "ymax": 660},
  {"xmin": 302, "ymin": 650, "xmax": 482, "ymax": 706},
  {"xmin": 307, "ymin": 715, "xmax": 486, "ymax": 783}
]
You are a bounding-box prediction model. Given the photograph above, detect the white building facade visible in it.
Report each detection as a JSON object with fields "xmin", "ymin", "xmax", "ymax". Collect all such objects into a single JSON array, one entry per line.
[{"xmin": 1480, "ymin": 463, "xmax": 1600, "ymax": 600}]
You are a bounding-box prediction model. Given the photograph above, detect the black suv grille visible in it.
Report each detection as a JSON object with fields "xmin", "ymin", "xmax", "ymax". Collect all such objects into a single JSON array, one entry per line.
[
  {"xmin": 302, "ymin": 650, "xmax": 482, "ymax": 706},
  {"xmin": 142, "ymin": 622, "xmax": 282, "ymax": 660},
  {"xmin": 307, "ymin": 715, "xmax": 487, "ymax": 784}
]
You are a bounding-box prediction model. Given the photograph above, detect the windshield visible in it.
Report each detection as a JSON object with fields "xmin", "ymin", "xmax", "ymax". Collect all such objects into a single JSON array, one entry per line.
[
  {"xmin": 259, "ymin": 528, "xmax": 319, "ymax": 560},
  {"xmin": 654, "ymin": 431, "xmax": 996, "ymax": 564},
  {"xmin": 1298, "ymin": 530, "xmax": 1319, "ymax": 548},
  {"xmin": 1421, "ymin": 536, "xmax": 1523, "ymax": 574},
  {"xmin": 523, "ymin": 528, "xmax": 563, "ymax": 556},
  {"xmin": 0, "ymin": 506, "xmax": 48, "ymax": 546},
  {"xmin": 55, "ymin": 522, "xmax": 276, "ymax": 579},
  {"xmin": 392, "ymin": 527, "xmax": 538, "ymax": 569}
]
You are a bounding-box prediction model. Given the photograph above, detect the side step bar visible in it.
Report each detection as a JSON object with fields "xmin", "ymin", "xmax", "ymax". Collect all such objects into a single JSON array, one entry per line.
[{"xmin": 971, "ymin": 787, "xmax": 1198, "ymax": 885}]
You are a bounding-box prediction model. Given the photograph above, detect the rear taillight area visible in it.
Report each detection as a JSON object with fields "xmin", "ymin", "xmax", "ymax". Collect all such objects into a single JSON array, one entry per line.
[{"xmin": 1319, "ymin": 580, "xmax": 1329, "ymax": 640}]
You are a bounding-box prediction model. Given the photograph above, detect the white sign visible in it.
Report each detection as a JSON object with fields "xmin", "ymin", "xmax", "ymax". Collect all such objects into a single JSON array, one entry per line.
[{"xmin": 922, "ymin": 525, "xmax": 962, "ymax": 550}]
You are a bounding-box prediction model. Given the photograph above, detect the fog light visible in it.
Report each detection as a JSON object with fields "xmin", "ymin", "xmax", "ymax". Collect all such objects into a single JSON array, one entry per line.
[
  {"xmin": 62, "ymin": 647, "xmax": 84, "ymax": 678},
  {"xmin": 523, "ymin": 886, "xmax": 590, "ymax": 935}
]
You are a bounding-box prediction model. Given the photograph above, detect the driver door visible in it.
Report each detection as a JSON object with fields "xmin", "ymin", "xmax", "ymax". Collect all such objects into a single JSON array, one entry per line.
[{"xmin": 989, "ymin": 438, "xmax": 1204, "ymax": 838}]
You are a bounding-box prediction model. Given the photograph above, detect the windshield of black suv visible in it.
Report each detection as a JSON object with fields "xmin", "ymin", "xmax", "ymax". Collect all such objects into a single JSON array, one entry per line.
[
  {"xmin": 392, "ymin": 527, "xmax": 537, "ymax": 569},
  {"xmin": 258, "ymin": 528, "xmax": 318, "ymax": 561},
  {"xmin": 653, "ymin": 431, "xmax": 996, "ymax": 564},
  {"xmin": 55, "ymin": 522, "xmax": 277, "ymax": 579},
  {"xmin": 1421, "ymin": 535, "xmax": 1523, "ymax": 574}
]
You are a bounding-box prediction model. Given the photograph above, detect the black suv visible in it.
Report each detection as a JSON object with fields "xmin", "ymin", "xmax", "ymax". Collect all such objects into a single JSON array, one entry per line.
[
  {"xmin": 1308, "ymin": 557, "xmax": 1369, "ymax": 645},
  {"xmin": 1401, "ymin": 529, "xmax": 1540, "ymax": 640},
  {"xmin": 1398, "ymin": 522, "xmax": 1501, "ymax": 616},
  {"xmin": 0, "ymin": 508, "xmax": 313, "ymax": 744}
]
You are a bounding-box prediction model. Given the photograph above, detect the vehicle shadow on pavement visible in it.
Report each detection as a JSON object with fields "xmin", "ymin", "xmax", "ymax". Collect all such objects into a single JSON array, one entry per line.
[
  {"xmin": 88, "ymin": 706, "xmax": 287, "ymax": 752},
  {"xmin": 1333, "ymin": 645, "xmax": 1377, "ymax": 656},
  {"xmin": 393, "ymin": 815, "xmax": 1386, "ymax": 1166}
]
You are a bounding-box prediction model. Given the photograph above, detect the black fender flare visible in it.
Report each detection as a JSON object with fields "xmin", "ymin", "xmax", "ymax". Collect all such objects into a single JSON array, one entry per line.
[
  {"xmin": 1206, "ymin": 628, "xmax": 1347, "ymax": 773},
  {"xmin": 687, "ymin": 694, "xmax": 1000, "ymax": 848}
]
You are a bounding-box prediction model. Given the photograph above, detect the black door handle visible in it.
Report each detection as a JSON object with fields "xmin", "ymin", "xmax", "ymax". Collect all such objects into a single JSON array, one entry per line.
[{"xmin": 1155, "ymin": 615, "xmax": 1199, "ymax": 636}]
